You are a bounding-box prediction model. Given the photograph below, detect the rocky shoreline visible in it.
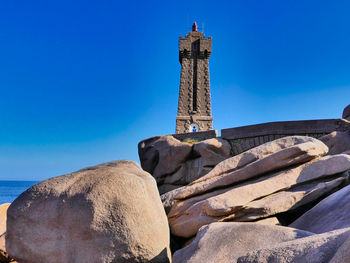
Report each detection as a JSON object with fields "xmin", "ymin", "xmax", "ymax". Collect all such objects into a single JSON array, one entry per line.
[{"xmin": 1, "ymin": 112, "xmax": 350, "ymax": 262}]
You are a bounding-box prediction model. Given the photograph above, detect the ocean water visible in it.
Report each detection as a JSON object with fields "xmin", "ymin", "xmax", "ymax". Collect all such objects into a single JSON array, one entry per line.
[{"xmin": 0, "ymin": 181, "xmax": 38, "ymax": 204}]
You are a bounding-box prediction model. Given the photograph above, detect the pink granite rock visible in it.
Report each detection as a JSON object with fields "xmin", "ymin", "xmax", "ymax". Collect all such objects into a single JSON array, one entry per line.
[
  {"xmin": 290, "ymin": 183, "xmax": 350, "ymax": 234},
  {"xmin": 169, "ymin": 154, "xmax": 350, "ymax": 238},
  {"xmin": 6, "ymin": 161, "xmax": 171, "ymax": 263},
  {"xmin": 174, "ymin": 136, "xmax": 328, "ymax": 200},
  {"xmin": 0, "ymin": 203, "xmax": 10, "ymax": 252},
  {"xmin": 173, "ymin": 222, "xmax": 313, "ymax": 263},
  {"xmin": 139, "ymin": 135, "xmax": 231, "ymax": 194},
  {"xmin": 138, "ymin": 135, "xmax": 192, "ymax": 183},
  {"xmin": 237, "ymin": 228, "xmax": 350, "ymax": 263},
  {"xmin": 343, "ymin": 104, "xmax": 350, "ymax": 120},
  {"xmin": 320, "ymin": 130, "xmax": 350, "ymax": 155}
]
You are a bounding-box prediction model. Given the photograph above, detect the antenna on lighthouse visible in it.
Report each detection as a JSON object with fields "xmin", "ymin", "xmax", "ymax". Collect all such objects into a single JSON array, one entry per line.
[{"xmin": 202, "ymin": 23, "xmax": 205, "ymax": 34}]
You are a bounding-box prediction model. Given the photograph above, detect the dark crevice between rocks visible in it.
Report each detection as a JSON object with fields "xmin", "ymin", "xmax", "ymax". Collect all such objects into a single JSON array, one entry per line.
[
  {"xmin": 170, "ymin": 234, "xmax": 191, "ymax": 255},
  {"xmin": 277, "ymin": 172, "xmax": 350, "ymax": 226},
  {"xmin": 0, "ymin": 249, "xmax": 16, "ymax": 263},
  {"xmin": 187, "ymin": 144, "xmax": 201, "ymax": 160},
  {"xmin": 149, "ymin": 248, "xmax": 170, "ymax": 263},
  {"xmin": 244, "ymin": 214, "xmax": 282, "ymax": 224},
  {"xmin": 277, "ymin": 197, "xmax": 326, "ymax": 226},
  {"xmin": 203, "ymin": 165, "xmax": 215, "ymax": 169}
]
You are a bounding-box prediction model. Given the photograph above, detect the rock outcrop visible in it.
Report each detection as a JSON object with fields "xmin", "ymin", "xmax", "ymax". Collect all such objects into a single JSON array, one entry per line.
[
  {"xmin": 343, "ymin": 104, "xmax": 350, "ymax": 120},
  {"xmin": 139, "ymin": 136, "xmax": 231, "ymax": 194},
  {"xmin": 321, "ymin": 130, "xmax": 350, "ymax": 155},
  {"xmin": 6, "ymin": 160, "xmax": 171, "ymax": 263},
  {"xmin": 237, "ymin": 228, "xmax": 350, "ymax": 263},
  {"xmin": 329, "ymin": 234, "xmax": 350, "ymax": 263},
  {"xmin": 166, "ymin": 137, "xmax": 350, "ymax": 238},
  {"xmin": 173, "ymin": 222, "xmax": 313, "ymax": 263},
  {"xmin": 0, "ymin": 203, "xmax": 13, "ymax": 263},
  {"xmin": 174, "ymin": 136, "xmax": 328, "ymax": 200},
  {"xmin": 223, "ymin": 176, "xmax": 347, "ymax": 222},
  {"xmin": 0, "ymin": 203, "xmax": 10, "ymax": 252},
  {"xmin": 0, "ymin": 203, "xmax": 10, "ymax": 238},
  {"xmin": 5, "ymin": 116, "xmax": 350, "ymax": 262},
  {"xmin": 290, "ymin": 183, "xmax": 350, "ymax": 234}
]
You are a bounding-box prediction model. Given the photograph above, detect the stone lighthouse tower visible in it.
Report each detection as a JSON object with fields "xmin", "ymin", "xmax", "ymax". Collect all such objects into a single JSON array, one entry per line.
[{"xmin": 176, "ymin": 22, "xmax": 213, "ymax": 134}]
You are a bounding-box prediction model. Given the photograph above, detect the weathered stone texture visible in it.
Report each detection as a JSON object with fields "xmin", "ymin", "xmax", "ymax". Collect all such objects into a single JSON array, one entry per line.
[
  {"xmin": 138, "ymin": 135, "xmax": 231, "ymax": 194},
  {"xmin": 223, "ymin": 118, "xmax": 350, "ymax": 156},
  {"xmin": 289, "ymin": 183, "xmax": 350, "ymax": 234},
  {"xmin": 321, "ymin": 130, "xmax": 350, "ymax": 155},
  {"xmin": 237, "ymin": 228, "xmax": 350, "ymax": 263},
  {"xmin": 6, "ymin": 161, "xmax": 171, "ymax": 263},
  {"xmin": 0, "ymin": 203, "xmax": 10, "ymax": 252},
  {"xmin": 343, "ymin": 104, "xmax": 350, "ymax": 120},
  {"xmin": 166, "ymin": 136, "xmax": 350, "ymax": 238},
  {"xmin": 172, "ymin": 130, "xmax": 218, "ymax": 142},
  {"xmin": 173, "ymin": 222, "xmax": 313, "ymax": 263},
  {"xmin": 176, "ymin": 28, "xmax": 213, "ymax": 134}
]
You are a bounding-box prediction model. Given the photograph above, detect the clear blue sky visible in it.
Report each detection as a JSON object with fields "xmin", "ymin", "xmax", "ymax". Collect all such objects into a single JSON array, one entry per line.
[{"xmin": 1, "ymin": 1, "xmax": 350, "ymax": 180}]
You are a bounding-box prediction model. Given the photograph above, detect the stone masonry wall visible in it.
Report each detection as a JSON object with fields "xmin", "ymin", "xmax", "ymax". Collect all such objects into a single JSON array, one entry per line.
[{"xmin": 176, "ymin": 30, "xmax": 213, "ymax": 134}]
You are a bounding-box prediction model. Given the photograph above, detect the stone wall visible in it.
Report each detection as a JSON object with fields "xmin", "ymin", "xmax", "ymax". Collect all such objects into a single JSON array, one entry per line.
[
  {"xmin": 172, "ymin": 118, "xmax": 350, "ymax": 156},
  {"xmin": 172, "ymin": 130, "xmax": 218, "ymax": 142},
  {"xmin": 222, "ymin": 119, "xmax": 350, "ymax": 156},
  {"xmin": 140, "ymin": 105, "xmax": 350, "ymax": 194}
]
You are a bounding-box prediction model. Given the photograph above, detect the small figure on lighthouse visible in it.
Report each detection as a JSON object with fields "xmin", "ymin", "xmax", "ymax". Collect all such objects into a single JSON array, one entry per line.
[{"xmin": 192, "ymin": 21, "xmax": 198, "ymax": 32}]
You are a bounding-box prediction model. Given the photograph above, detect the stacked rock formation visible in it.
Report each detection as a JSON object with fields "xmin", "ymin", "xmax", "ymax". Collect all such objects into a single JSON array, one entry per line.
[
  {"xmin": 157, "ymin": 135, "xmax": 350, "ymax": 263},
  {"xmin": 2, "ymin": 125, "xmax": 350, "ymax": 262},
  {"xmin": 138, "ymin": 136, "xmax": 231, "ymax": 194},
  {"xmin": 163, "ymin": 136, "xmax": 350, "ymax": 238}
]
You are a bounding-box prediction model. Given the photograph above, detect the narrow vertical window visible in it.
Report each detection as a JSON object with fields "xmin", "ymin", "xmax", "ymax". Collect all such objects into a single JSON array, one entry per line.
[{"xmin": 192, "ymin": 41, "xmax": 199, "ymax": 112}]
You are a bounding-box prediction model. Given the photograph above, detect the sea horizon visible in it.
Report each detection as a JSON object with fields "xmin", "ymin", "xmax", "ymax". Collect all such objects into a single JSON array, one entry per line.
[{"xmin": 0, "ymin": 180, "xmax": 39, "ymax": 204}]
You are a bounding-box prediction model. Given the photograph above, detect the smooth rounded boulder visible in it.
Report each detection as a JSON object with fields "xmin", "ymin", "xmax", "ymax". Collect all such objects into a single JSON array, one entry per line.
[
  {"xmin": 138, "ymin": 135, "xmax": 192, "ymax": 182},
  {"xmin": 6, "ymin": 160, "xmax": 171, "ymax": 263},
  {"xmin": 320, "ymin": 130, "xmax": 350, "ymax": 155},
  {"xmin": 343, "ymin": 104, "xmax": 350, "ymax": 120},
  {"xmin": 237, "ymin": 228, "xmax": 350, "ymax": 263},
  {"xmin": 173, "ymin": 222, "xmax": 313, "ymax": 263},
  {"xmin": 329, "ymin": 234, "xmax": 350, "ymax": 263}
]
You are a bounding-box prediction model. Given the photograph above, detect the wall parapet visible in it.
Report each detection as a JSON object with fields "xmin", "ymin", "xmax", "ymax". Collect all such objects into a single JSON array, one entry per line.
[
  {"xmin": 221, "ymin": 118, "xmax": 350, "ymax": 156},
  {"xmin": 221, "ymin": 119, "xmax": 349, "ymax": 140},
  {"xmin": 172, "ymin": 130, "xmax": 218, "ymax": 142},
  {"xmin": 141, "ymin": 117, "xmax": 350, "ymax": 157}
]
